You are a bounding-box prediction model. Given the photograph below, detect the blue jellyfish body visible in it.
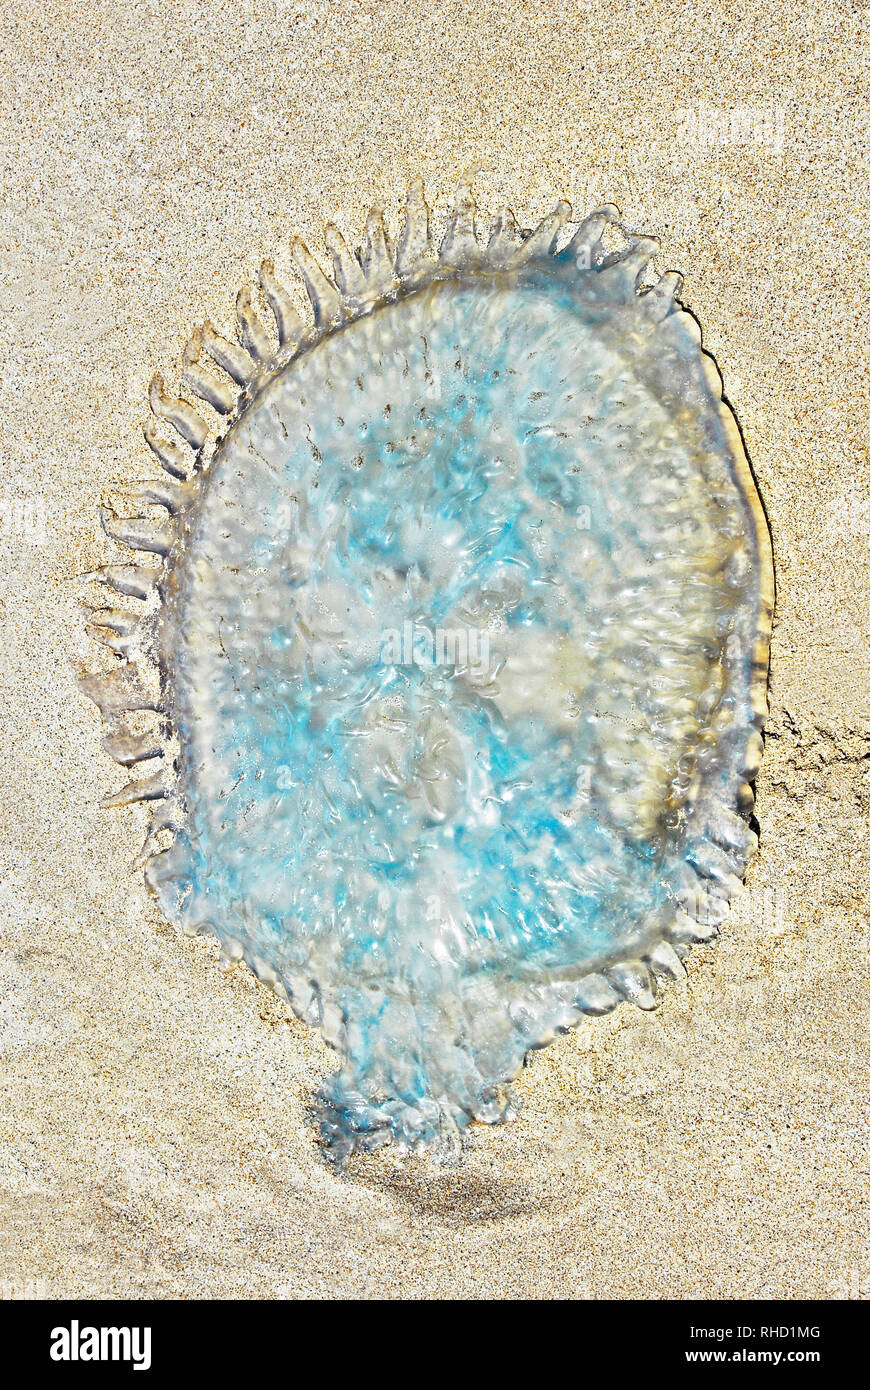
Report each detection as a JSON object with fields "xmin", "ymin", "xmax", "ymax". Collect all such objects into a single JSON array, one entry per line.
[{"xmin": 91, "ymin": 196, "xmax": 771, "ymax": 1159}]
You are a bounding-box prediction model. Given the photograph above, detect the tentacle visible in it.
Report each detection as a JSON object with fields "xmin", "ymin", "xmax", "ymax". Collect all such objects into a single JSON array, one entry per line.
[
  {"xmin": 440, "ymin": 181, "xmax": 480, "ymax": 266},
  {"xmin": 148, "ymin": 375, "xmax": 208, "ymax": 451},
  {"xmin": 395, "ymin": 178, "xmax": 434, "ymax": 280},
  {"xmin": 324, "ymin": 223, "xmax": 367, "ymax": 300},
  {"xmin": 128, "ymin": 477, "xmax": 196, "ymax": 514},
  {"xmin": 144, "ymin": 839, "xmax": 191, "ymax": 893},
  {"xmin": 563, "ymin": 204, "xmax": 620, "ymax": 270},
  {"xmin": 574, "ymin": 971, "xmax": 620, "ymax": 1016},
  {"xmin": 486, "ymin": 206, "xmax": 522, "ymax": 265},
  {"xmin": 360, "ymin": 206, "xmax": 396, "ymax": 293},
  {"xmin": 84, "ymin": 563, "xmax": 158, "ymax": 601},
  {"xmin": 78, "ymin": 663, "xmax": 159, "ymax": 718},
  {"xmin": 86, "ymin": 620, "xmax": 138, "ymax": 658},
  {"xmin": 259, "ymin": 259, "xmax": 304, "ymax": 349},
  {"xmin": 235, "ymin": 287, "xmax": 273, "ymax": 364},
  {"xmin": 135, "ymin": 801, "xmax": 183, "ymax": 868},
  {"xmin": 512, "ymin": 200, "xmax": 572, "ymax": 263},
  {"xmin": 104, "ymin": 770, "xmax": 170, "ymax": 808},
  {"xmin": 83, "ymin": 607, "xmax": 138, "ymax": 637},
  {"xmin": 639, "ymin": 270, "xmax": 683, "ymax": 322},
  {"xmin": 290, "ymin": 238, "xmax": 343, "ymax": 326},
  {"xmin": 645, "ymin": 939, "xmax": 686, "ymax": 982},
  {"xmin": 143, "ymin": 420, "xmax": 191, "ymax": 481},
  {"xmin": 604, "ymin": 960, "xmax": 658, "ymax": 1011},
  {"xmin": 102, "ymin": 724, "xmax": 164, "ymax": 766},
  {"xmin": 604, "ymin": 235, "xmax": 660, "ymax": 292},
  {"xmin": 669, "ymin": 911, "xmax": 720, "ymax": 945},
  {"xmin": 100, "ymin": 506, "xmax": 173, "ymax": 557},
  {"xmin": 200, "ymin": 320, "xmax": 256, "ymax": 385},
  {"xmin": 182, "ymin": 328, "xmax": 238, "ymax": 414}
]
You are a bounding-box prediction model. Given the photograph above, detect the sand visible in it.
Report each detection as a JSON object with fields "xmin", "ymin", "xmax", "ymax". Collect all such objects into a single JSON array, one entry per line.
[{"xmin": 0, "ymin": 0, "xmax": 867, "ymax": 1299}]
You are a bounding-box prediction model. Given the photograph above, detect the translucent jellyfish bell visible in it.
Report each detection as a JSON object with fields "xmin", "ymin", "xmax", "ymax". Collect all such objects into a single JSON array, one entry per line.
[{"xmin": 82, "ymin": 184, "xmax": 773, "ymax": 1161}]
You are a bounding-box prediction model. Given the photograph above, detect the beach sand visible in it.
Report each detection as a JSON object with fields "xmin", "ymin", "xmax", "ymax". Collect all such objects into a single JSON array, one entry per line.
[{"xmin": 0, "ymin": 0, "xmax": 867, "ymax": 1298}]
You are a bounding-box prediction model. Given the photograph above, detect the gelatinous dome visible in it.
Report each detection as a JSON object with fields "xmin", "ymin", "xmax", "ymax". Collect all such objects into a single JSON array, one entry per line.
[{"xmin": 82, "ymin": 187, "xmax": 773, "ymax": 1159}]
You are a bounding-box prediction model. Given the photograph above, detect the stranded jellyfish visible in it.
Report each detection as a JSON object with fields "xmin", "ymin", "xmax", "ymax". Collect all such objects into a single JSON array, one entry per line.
[{"xmin": 82, "ymin": 185, "xmax": 773, "ymax": 1160}]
